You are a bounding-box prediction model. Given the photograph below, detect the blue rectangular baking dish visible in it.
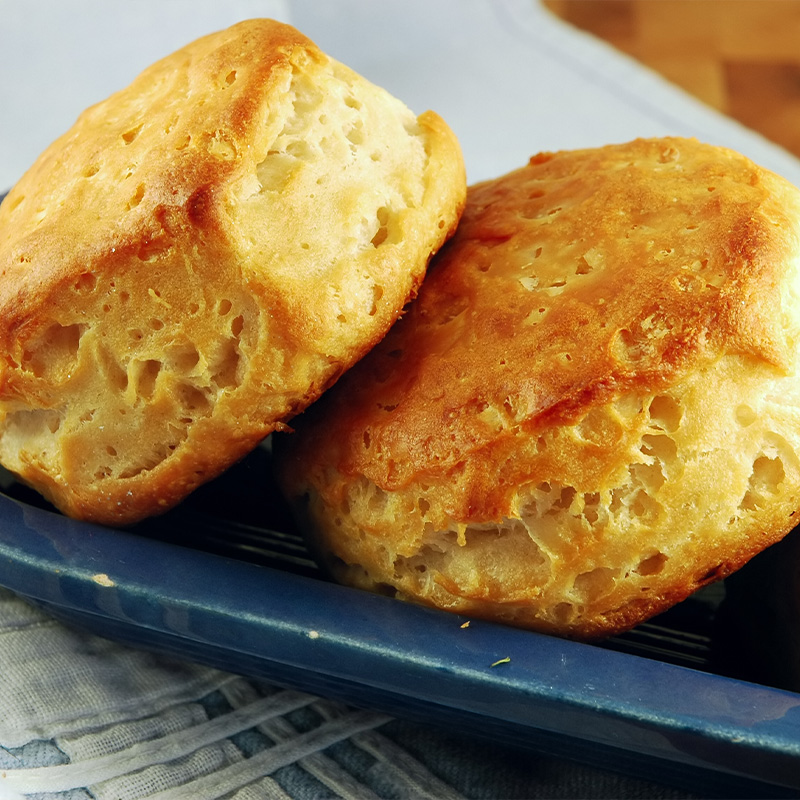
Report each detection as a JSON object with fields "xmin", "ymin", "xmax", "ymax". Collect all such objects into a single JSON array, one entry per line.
[{"xmin": 0, "ymin": 440, "xmax": 798, "ymax": 799}]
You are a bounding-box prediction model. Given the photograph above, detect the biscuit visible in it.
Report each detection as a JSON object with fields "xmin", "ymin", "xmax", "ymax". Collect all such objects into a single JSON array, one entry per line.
[
  {"xmin": 0, "ymin": 19, "xmax": 465, "ymax": 525},
  {"xmin": 276, "ymin": 137, "xmax": 800, "ymax": 639}
]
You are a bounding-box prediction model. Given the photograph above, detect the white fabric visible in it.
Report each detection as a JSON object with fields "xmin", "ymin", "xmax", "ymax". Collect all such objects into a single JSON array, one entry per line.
[
  {"xmin": 0, "ymin": 589, "xmax": 458, "ymax": 799},
  {"xmin": 0, "ymin": 599, "xmax": 233, "ymax": 748}
]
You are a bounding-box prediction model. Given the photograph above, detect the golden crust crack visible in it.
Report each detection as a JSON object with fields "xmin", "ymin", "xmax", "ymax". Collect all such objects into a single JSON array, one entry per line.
[
  {"xmin": 0, "ymin": 19, "xmax": 466, "ymax": 525},
  {"xmin": 276, "ymin": 137, "xmax": 800, "ymax": 639}
]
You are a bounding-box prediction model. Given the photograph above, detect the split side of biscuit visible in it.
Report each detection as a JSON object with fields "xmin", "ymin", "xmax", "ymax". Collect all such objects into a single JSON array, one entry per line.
[
  {"xmin": 276, "ymin": 137, "xmax": 800, "ymax": 639},
  {"xmin": 0, "ymin": 19, "xmax": 466, "ymax": 525}
]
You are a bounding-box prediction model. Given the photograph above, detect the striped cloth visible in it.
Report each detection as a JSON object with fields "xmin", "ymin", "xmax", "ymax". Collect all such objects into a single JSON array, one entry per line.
[
  {"xmin": 0, "ymin": 588, "xmax": 460, "ymax": 799},
  {"xmin": 0, "ymin": 587, "xmax": 698, "ymax": 799}
]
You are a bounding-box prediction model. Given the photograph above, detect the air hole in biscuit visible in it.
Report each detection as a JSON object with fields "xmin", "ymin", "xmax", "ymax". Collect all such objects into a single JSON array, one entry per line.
[
  {"xmin": 368, "ymin": 486, "xmax": 388, "ymax": 513},
  {"xmin": 641, "ymin": 433, "xmax": 677, "ymax": 466},
  {"xmin": 23, "ymin": 323, "xmax": 85, "ymax": 381},
  {"xmin": 104, "ymin": 354, "xmax": 128, "ymax": 392},
  {"xmin": 344, "ymin": 94, "xmax": 362, "ymax": 110},
  {"xmin": 218, "ymin": 299, "xmax": 232, "ymax": 316},
  {"xmin": 121, "ymin": 124, "xmax": 143, "ymax": 145},
  {"xmin": 611, "ymin": 328, "xmax": 646, "ymax": 364},
  {"xmin": 552, "ymin": 602, "xmax": 576, "ymax": 626},
  {"xmin": 285, "ymin": 139, "xmax": 314, "ymax": 160},
  {"xmin": 133, "ymin": 359, "xmax": 161, "ymax": 399},
  {"xmin": 630, "ymin": 458, "xmax": 666, "ymax": 492},
  {"xmin": 177, "ymin": 383, "xmax": 210, "ymax": 414},
  {"xmin": 207, "ymin": 130, "xmax": 236, "ymax": 161},
  {"xmin": 648, "ymin": 394, "xmax": 682, "ymax": 432},
  {"xmin": 369, "ymin": 285, "xmax": 384, "ymax": 316},
  {"xmin": 82, "ymin": 164, "xmax": 101, "ymax": 179},
  {"xmin": 345, "ymin": 122, "xmax": 365, "ymax": 147},
  {"xmin": 629, "ymin": 488, "xmax": 661, "ymax": 521},
  {"xmin": 73, "ymin": 272, "xmax": 97, "ymax": 293},
  {"xmin": 635, "ymin": 552, "xmax": 667, "ymax": 576},
  {"xmin": 547, "ymin": 486, "xmax": 576, "ymax": 514},
  {"xmin": 573, "ymin": 567, "xmax": 617, "ymax": 602},
  {"xmin": 582, "ymin": 493, "xmax": 601, "ymax": 524},
  {"xmin": 371, "ymin": 207, "xmax": 390, "ymax": 247},
  {"xmin": 736, "ymin": 404, "xmax": 757, "ymax": 427},
  {"xmin": 168, "ymin": 344, "xmax": 200, "ymax": 373},
  {"xmin": 4, "ymin": 409, "xmax": 62, "ymax": 445},
  {"xmin": 127, "ymin": 184, "xmax": 145, "ymax": 210},
  {"xmin": 149, "ymin": 318, "xmax": 164, "ymax": 331},
  {"xmin": 225, "ymin": 70, "xmax": 237, "ymax": 85},
  {"xmin": 211, "ymin": 340, "xmax": 240, "ymax": 389},
  {"xmin": 740, "ymin": 454, "xmax": 785, "ymax": 512},
  {"xmin": 231, "ymin": 315, "xmax": 244, "ymax": 337},
  {"xmin": 609, "ymin": 485, "xmax": 629, "ymax": 514}
]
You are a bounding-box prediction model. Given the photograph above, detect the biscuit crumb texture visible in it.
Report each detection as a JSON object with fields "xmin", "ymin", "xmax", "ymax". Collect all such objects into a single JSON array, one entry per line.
[
  {"xmin": 277, "ymin": 138, "xmax": 800, "ymax": 639},
  {"xmin": 0, "ymin": 19, "xmax": 465, "ymax": 524}
]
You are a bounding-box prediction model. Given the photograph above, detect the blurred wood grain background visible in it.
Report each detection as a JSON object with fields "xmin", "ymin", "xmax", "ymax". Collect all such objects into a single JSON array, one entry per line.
[{"xmin": 543, "ymin": 0, "xmax": 800, "ymax": 159}]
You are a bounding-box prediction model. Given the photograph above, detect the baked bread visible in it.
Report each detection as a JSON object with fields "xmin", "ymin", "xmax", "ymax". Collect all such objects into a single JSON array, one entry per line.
[
  {"xmin": 0, "ymin": 19, "xmax": 465, "ymax": 525},
  {"xmin": 276, "ymin": 137, "xmax": 800, "ymax": 640}
]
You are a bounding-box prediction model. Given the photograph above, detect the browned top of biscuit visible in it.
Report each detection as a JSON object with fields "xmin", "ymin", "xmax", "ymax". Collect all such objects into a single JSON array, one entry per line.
[
  {"xmin": 1, "ymin": 20, "xmax": 301, "ymax": 288},
  {"xmin": 284, "ymin": 137, "xmax": 800, "ymax": 521}
]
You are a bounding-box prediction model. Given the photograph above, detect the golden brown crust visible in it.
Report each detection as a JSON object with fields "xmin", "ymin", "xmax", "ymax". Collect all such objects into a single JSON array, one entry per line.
[
  {"xmin": 276, "ymin": 137, "xmax": 800, "ymax": 639},
  {"xmin": 0, "ymin": 19, "xmax": 466, "ymax": 525}
]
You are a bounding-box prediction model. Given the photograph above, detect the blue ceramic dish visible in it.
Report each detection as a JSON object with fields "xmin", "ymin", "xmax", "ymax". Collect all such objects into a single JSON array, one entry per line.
[{"xmin": 0, "ymin": 451, "xmax": 798, "ymax": 799}]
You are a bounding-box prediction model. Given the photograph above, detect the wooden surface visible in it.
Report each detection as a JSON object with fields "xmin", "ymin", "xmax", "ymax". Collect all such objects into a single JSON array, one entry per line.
[{"xmin": 543, "ymin": 0, "xmax": 800, "ymax": 159}]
